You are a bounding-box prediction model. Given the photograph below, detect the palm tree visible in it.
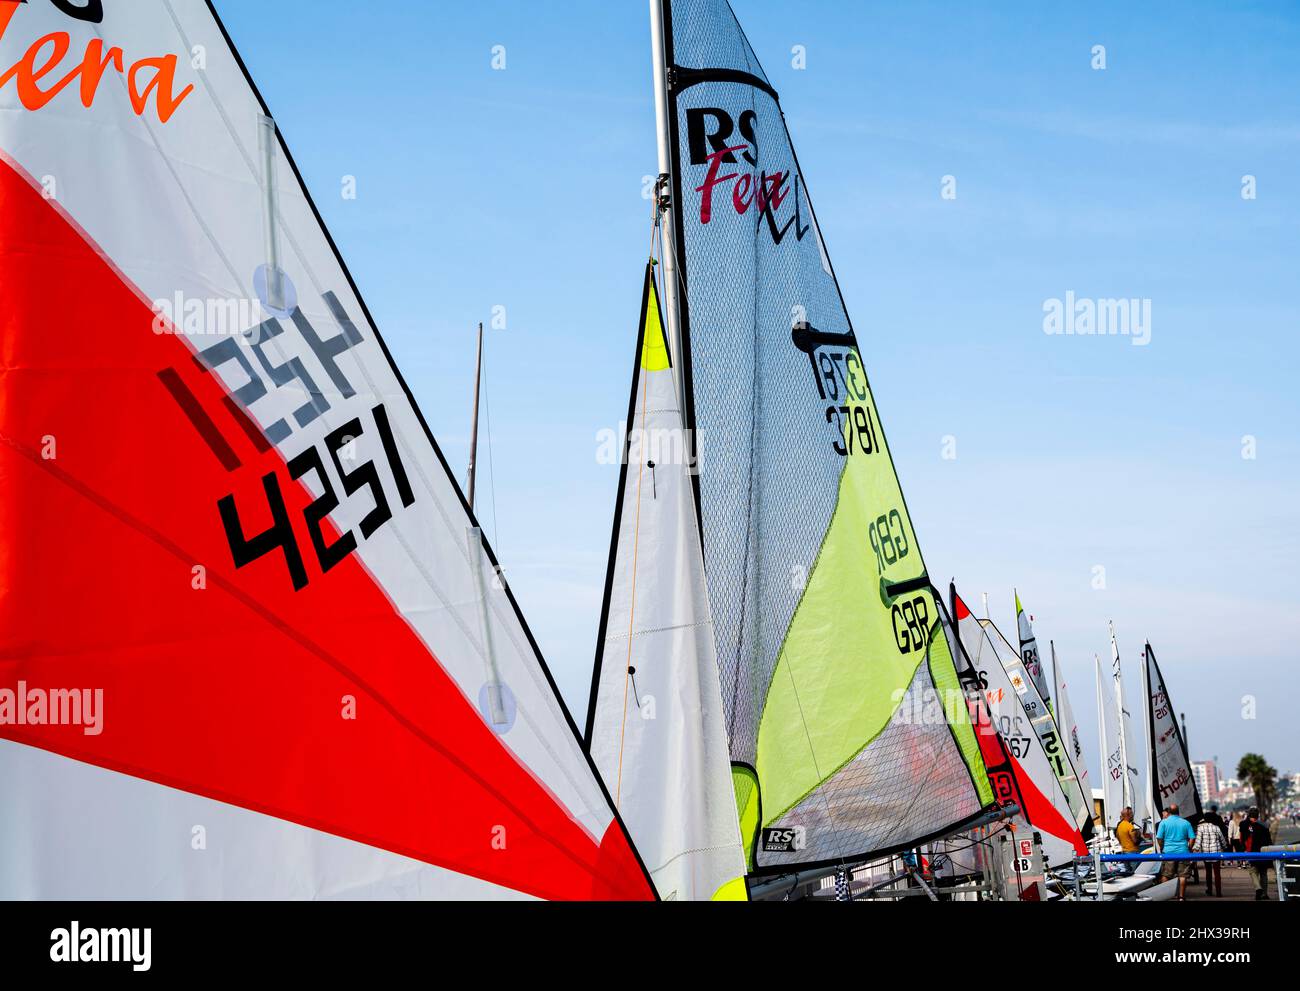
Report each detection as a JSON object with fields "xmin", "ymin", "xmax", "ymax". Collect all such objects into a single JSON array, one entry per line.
[{"xmin": 1236, "ymin": 753, "xmax": 1278, "ymax": 815}]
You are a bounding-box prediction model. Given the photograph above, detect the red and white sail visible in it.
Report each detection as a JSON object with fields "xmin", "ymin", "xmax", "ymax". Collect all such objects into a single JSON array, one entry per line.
[
  {"xmin": 981, "ymin": 615, "xmax": 1092, "ymax": 837},
  {"xmin": 953, "ymin": 590, "xmax": 1086, "ymax": 867},
  {"xmin": 0, "ymin": 0, "xmax": 651, "ymax": 900}
]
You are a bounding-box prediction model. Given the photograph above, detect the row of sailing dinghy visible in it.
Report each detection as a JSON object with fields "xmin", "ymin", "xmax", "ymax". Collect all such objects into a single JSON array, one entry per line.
[{"xmin": 0, "ymin": 0, "xmax": 1199, "ymax": 900}]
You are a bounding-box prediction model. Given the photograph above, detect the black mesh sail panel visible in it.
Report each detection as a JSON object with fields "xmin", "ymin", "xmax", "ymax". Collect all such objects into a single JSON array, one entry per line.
[{"xmin": 664, "ymin": 0, "xmax": 995, "ymax": 872}]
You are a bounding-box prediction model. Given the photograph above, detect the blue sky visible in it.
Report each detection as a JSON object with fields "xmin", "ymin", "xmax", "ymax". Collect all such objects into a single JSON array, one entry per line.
[{"xmin": 218, "ymin": 0, "xmax": 1300, "ymax": 779}]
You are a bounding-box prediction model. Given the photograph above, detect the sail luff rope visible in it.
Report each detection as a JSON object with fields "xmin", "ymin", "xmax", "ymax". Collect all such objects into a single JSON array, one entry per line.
[
  {"xmin": 613, "ymin": 328, "xmax": 648, "ymax": 809},
  {"xmin": 614, "ymin": 213, "xmax": 666, "ymax": 807}
]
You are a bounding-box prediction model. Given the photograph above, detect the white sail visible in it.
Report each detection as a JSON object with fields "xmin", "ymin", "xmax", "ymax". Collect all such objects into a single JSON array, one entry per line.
[
  {"xmin": 1050, "ymin": 642, "xmax": 1091, "ymax": 817},
  {"xmin": 0, "ymin": 0, "xmax": 651, "ymax": 900},
  {"xmin": 1094, "ymin": 653, "xmax": 1132, "ymax": 835},
  {"xmin": 1109, "ymin": 622, "xmax": 1144, "ymax": 824},
  {"xmin": 585, "ymin": 265, "xmax": 747, "ymax": 901},
  {"xmin": 1143, "ymin": 643, "xmax": 1201, "ymax": 818}
]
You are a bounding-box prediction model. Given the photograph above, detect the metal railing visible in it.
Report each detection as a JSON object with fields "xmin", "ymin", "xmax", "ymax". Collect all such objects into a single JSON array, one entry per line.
[
  {"xmin": 1083, "ymin": 850, "xmax": 1300, "ymax": 901},
  {"xmin": 1098, "ymin": 852, "xmax": 1300, "ymax": 862}
]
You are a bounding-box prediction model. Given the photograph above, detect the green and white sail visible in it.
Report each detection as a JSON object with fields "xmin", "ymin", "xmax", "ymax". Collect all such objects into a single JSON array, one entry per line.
[
  {"xmin": 586, "ymin": 265, "xmax": 746, "ymax": 901},
  {"xmin": 1014, "ymin": 590, "xmax": 1052, "ymax": 710},
  {"xmin": 655, "ymin": 0, "xmax": 995, "ymax": 872}
]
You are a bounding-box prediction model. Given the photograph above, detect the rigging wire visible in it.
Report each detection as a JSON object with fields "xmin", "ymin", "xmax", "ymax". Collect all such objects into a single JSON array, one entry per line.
[{"xmin": 480, "ymin": 346, "xmax": 502, "ymax": 555}]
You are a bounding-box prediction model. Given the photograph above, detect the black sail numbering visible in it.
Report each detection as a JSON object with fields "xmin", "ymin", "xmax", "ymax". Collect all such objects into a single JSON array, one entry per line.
[{"xmin": 659, "ymin": 0, "xmax": 998, "ymax": 874}]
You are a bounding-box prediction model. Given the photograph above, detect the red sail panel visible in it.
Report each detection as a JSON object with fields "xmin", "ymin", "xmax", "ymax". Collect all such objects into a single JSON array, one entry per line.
[{"xmin": 0, "ymin": 154, "xmax": 650, "ymax": 901}]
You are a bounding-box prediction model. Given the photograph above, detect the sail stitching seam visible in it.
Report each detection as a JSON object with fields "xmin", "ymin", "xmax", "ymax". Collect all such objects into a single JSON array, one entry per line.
[{"xmin": 602, "ymin": 619, "xmax": 711, "ymax": 642}]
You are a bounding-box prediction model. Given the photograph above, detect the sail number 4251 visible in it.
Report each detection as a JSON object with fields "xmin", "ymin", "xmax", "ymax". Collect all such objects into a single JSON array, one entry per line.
[{"xmin": 218, "ymin": 402, "xmax": 415, "ymax": 591}]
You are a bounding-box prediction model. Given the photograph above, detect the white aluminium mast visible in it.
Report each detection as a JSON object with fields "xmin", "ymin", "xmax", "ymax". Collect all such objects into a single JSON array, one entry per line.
[
  {"xmin": 648, "ymin": 0, "xmax": 687, "ymax": 406},
  {"xmin": 1109, "ymin": 621, "xmax": 1134, "ymax": 815}
]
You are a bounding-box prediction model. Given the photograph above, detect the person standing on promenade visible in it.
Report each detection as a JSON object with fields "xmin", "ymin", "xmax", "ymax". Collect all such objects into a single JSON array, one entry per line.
[
  {"xmin": 1155, "ymin": 804, "xmax": 1196, "ymax": 902},
  {"xmin": 1227, "ymin": 811, "xmax": 1244, "ymax": 867},
  {"xmin": 1195, "ymin": 804, "xmax": 1227, "ymax": 897},
  {"xmin": 1242, "ymin": 808, "xmax": 1274, "ymax": 900}
]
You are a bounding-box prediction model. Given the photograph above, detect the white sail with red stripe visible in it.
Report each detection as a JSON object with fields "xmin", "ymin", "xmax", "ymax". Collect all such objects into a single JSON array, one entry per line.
[
  {"xmin": 0, "ymin": 0, "xmax": 652, "ymax": 900},
  {"xmin": 980, "ymin": 614, "xmax": 1093, "ymax": 838},
  {"xmin": 952, "ymin": 589, "xmax": 1087, "ymax": 868}
]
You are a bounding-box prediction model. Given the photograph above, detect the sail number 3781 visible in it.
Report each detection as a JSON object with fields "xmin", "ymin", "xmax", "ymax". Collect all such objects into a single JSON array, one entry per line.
[{"xmin": 801, "ymin": 347, "xmax": 881, "ymax": 457}]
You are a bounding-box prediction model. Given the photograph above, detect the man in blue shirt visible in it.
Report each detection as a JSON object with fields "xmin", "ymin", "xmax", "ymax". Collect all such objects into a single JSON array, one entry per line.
[{"xmin": 1155, "ymin": 803, "xmax": 1197, "ymax": 901}]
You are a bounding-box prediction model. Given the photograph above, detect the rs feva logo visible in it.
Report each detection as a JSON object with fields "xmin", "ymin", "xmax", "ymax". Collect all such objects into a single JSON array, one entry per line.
[{"xmin": 684, "ymin": 106, "xmax": 812, "ymax": 246}]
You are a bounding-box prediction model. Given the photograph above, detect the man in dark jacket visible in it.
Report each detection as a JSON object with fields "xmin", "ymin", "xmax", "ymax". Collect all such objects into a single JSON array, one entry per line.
[{"xmin": 1242, "ymin": 808, "xmax": 1274, "ymax": 900}]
